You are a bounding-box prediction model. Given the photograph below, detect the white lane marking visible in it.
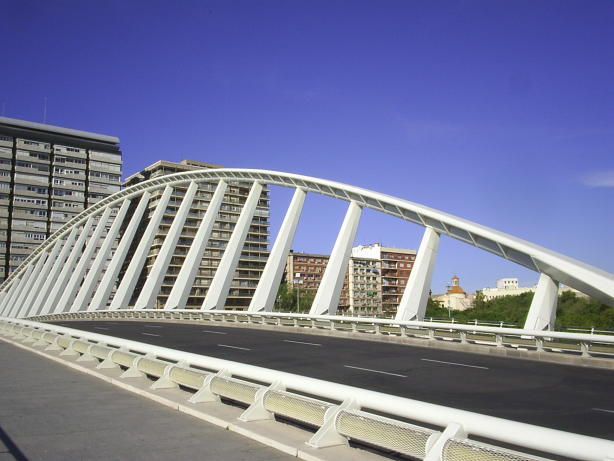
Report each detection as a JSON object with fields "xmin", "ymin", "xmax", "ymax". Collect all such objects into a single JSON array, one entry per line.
[
  {"xmin": 421, "ymin": 358, "xmax": 489, "ymax": 370},
  {"xmin": 144, "ymin": 325, "xmax": 162, "ymax": 328},
  {"xmin": 94, "ymin": 327, "xmax": 108, "ymax": 330},
  {"xmin": 142, "ymin": 332, "xmax": 160, "ymax": 337},
  {"xmin": 593, "ymin": 408, "xmax": 614, "ymax": 414},
  {"xmin": 283, "ymin": 339, "xmax": 322, "ymax": 347},
  {"xmin": 344, "ymin": 365, "xmax": 407, "ymax": 378},
  {"xmin": 203, "ymin": 330, "xmax": 227, "ymax": 335},
  {"xmin": 218, "ymin": 344, "xmax": 251, "ymax": 351}
]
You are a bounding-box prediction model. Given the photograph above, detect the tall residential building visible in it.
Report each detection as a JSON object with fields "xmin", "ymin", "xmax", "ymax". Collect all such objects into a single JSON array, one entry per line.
[
  {"xmin": 0, "ymin": 117, "xmax": 122, "ymax": 282},
  {"xmin": 123, "ymin": 160, "xmax": 270, "ymax": 309},
  {"xmin": 351, "ymin": 243, "xmax": 416, "ymax": 314},
  {"xmin": 285, "ymin": 243, "xmax": 416, "ymax": 315}
]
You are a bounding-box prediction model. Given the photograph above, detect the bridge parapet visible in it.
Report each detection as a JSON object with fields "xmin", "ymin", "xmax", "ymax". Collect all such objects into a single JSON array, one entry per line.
[{"xmin": 2, "ymin": 316, "xmax": 613, "ymax": 461}]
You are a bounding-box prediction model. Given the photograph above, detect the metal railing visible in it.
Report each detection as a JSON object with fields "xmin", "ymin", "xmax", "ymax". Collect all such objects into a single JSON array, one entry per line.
[
  {"xmin": 2, "ymin": 316, "xmax": 613, "ymax": 461},
  {"xmin": 31, "ymin": 310, "xmax": 614, "ymax": 360}
]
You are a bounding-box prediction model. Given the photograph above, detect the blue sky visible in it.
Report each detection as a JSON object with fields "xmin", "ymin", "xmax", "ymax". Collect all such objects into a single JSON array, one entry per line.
[{"xmin": 2, "ymin": 0, "xmax": 612, "ymax": 293}]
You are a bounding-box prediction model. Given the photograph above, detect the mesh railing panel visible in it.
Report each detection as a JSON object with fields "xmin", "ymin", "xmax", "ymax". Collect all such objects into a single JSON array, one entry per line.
[
  {"xmin": 263, "ymin": 390, "xmax": 332, "ymax": 426},
  {"xmin": 210, "ymin": 376, "xmax": 259, "ymax": 404},
  {"xmin": 336, "ymin": 409, "xmax": 435, "ymax": 459},
  {"xmin": 443, "ymin": 439, "xmax": 550, "ymax": 461},
  {"xmin": 169, "ymin": 367, "xmax": 208, "ymax": 390}
]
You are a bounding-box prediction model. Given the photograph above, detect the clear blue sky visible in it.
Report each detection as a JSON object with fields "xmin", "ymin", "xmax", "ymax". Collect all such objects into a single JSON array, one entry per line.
[{"xmin": 2, "ymin": 0, "xmax": 612, "ymax": 293}]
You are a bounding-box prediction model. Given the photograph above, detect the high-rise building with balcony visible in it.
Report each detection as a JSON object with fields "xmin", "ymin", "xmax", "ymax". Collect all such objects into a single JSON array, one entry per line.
[
  {"xmin": 0, "ymin": 117, "xmax": 122, "ymax": 282},
  {"xmin": 123, "ymin": 160, "xmax": 270, "ymax": 309}
]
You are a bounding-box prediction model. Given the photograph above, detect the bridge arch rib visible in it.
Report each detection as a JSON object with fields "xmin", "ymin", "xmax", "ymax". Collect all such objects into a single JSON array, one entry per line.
[{"xmin": 0, "ymin": 169, "xmax": 612, "ymax": 331}]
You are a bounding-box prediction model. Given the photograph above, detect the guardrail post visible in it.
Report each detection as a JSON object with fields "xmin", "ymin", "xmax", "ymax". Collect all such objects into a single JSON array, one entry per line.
[
  {"xmin": 535, "ymin": 338, "xmax": 544, "ymax": 352},
  {"xmin": 459, "ymin": 331, "xmax": 468, "ymax": 344},
  {"xmin": 580, "ymin": 341, "xmax": 591, "ymax": 358},
  {"xmin": 239, "ymin": 380, "xmax": 285, "ymax": 422},
  {"xmin": 307, "ymin": 398, "xmax": 360, "ymax": 448},
  {"xmin": 151, "ymin": 364, "xmax": 179, "ymax": 390},
  {"xmin": 352, "ymin": 322, "xmax": 358, "ymax": 333},
  {"xmin": 374, "ymin": 323, "xmax": 381, "ymax": 335},
  {"xmin": 423, "ymin": 422, "xmax": 467, "ymax": 461},
  {"xmin": 495, "ymin": 334, "xmax": 504, "ymax": 348},
  {"xmin": 428, "ymin": 328, "xmax": 435, "ymax": 340}
]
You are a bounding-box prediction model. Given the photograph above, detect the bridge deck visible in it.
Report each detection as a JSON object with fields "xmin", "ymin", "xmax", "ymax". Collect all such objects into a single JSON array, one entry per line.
[{"xmin": 0, "ymin": 340, "xmax": 294, "ymax": 461}]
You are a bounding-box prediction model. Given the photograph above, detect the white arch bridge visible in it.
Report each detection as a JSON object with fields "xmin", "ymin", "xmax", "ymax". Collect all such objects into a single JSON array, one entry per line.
[{"xmin": 0, "ymin": 168, "xmax": 613, "ymax": 328}]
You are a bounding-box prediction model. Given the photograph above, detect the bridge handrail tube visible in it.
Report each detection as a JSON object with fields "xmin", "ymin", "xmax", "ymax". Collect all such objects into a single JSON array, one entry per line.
[
  {"xmin": 2, "ymin": 317, "xmax": 612, "ymax": 461},
  {"xmin": 121, "ymin": 309, "xmax": 614, "ymax": 345}
]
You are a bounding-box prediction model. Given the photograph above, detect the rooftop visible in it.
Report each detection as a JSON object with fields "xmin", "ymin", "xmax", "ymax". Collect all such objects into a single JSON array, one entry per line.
[{"xmin": 0, "ymin": 116, "xmax": 120, "ymax": 145}]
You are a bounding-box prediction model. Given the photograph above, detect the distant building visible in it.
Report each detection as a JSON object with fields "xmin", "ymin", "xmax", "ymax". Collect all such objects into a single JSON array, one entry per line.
[
  {"xmin": 123, "ymin": 159, "xmax": 270, "ymax": 309},
  {"xmin": 432, "ymin": 275, "xmax": 474, "ymax": 311},
  {"xmin": 0, "ymin": 116, "xmax": 122, "ymax": 282},
  {"xmin": 480, "ymin": 277, "xmax": 588, "ymax": 301},
  {"xmin": 481, "ymin": 277, "xmax": 535, "ymax": 301},
  {"xmin": 352, "ymin": 243, "xmax": 416, "ymax": 314},
  {"xmin": 285, "ymin": 243, "xmax": 417, "ymax": 315}
]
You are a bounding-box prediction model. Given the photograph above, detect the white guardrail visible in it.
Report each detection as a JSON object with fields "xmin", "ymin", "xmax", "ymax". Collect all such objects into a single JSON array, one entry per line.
[
  {"xmin": 2, "ymin": 316, "xmax": 613, "ymax": 461},
  {"xmin": 31, "ymin": 309, "xmax": 614, "ymax": 359}
]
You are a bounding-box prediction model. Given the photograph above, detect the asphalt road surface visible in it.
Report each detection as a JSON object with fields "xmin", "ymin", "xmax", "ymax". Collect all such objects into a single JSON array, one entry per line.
[{"xmin": 51, "ymin": 320, "xmax": 614, "ymax": 441}]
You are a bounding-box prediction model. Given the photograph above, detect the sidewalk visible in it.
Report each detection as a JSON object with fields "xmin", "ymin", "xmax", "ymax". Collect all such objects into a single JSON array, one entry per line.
[{"xmin": 0, "ymin": 341, "xmax": 293, "ymax": 461}]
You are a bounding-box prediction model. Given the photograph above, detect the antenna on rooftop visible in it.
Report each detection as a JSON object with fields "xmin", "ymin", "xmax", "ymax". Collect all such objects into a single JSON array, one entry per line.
[{"xmin": 42, "ymin": 97, "xmax": 48, "ymax": 123}]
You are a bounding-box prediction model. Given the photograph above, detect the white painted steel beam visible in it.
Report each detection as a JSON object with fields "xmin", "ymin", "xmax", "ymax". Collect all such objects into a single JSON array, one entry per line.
[
  {"xmin": 202, "ymin": 182, "xmax": 263, "ymax": 310},
  {"xmin": 110, "ymin": 186, "xmax": 173, "ymax": 309},
  {"xmin": 0, "ymin": 279, "xmax": 19, "ymax": 316},
  {"xmin": 40, "ymin": 215, "xmax": 96, "ymax": 316},
  {"xmin": 524, "ymin": 273, "xmax": 559, "ymax": 331},
  {"xmin": 3, "ymin": 275, "xmax": 25, "ymax": 318},
  {"xmin": 33, "ymin": 227, "xmax": 79, "ymax": 316},
  {"xmin": 310, "ymin": 201, "xmax": 362, "ymax": 316},
  {"xmin": 249, "ymin": 188, "xmax": 306, "ymax": 312},
  {"xmin": 165, "ymin": 180, "xmax": 227, "ymax": 310},
  {"xmin": 396, "ymin": 227, "xmax": 440, "ymax": 322},
  {"xmin": 71, "ymin": 199, "xmax": 131, "ymax": 312},
  {"xmin": 5, "ymin": 267, "xmax": 32, "ymax": 318},
  {"xmin": 89, "ymin": 192, "xmax": 151, "ymax": 311},
  {"xmin": 14, "ymin": 254, "xmax": 48, "ymax": 318},
  {"xmin": 58, "ymin": 207, "xmax": 113, "ymax": 314},
  {"xmin": 21, "ymin": 239, "xmax": 63, "ymax": 318},
  {"xmin": 134, "ymin": 182, "xmax": 198, "ymax": 309}
]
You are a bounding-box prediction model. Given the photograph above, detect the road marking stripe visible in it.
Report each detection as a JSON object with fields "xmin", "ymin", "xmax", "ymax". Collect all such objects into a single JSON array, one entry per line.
[
  {"xmin": 218, "ymin": 344, "xmax": 251, "ymax": 351},
  {"xmin": 283, "ymin": 339, "xmax": 321, "ymax": 346},
  {"xmin": 94, "ymin": 327, "xmax": 108, "ymax": 330},
  {"xmin": 142, "ymin": 332, "xmax": 160, "ymax": 337},
  {"xmin": 593, "ymin": 408, "xmax": 614, "ymax": 414},
  {"xmin": 144, "ymin": 325, "xmax": 162, "ymax": 328},
  {"xmin": 344, "ymin": 365, "xmax": 407, "ymax": 377},
  {"xmin": 203, "ymin": 330, "xmax": 227, "ymax": 335},
  {"xmin": 421, "ymin": 358, "xmax": 489, "ymax": 370}
]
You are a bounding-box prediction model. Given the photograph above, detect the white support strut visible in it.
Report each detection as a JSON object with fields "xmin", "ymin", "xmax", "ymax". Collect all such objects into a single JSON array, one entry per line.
[
  {"xmin": 249, "ymin": 188, "xmax": 306, "ymax": 312},
  {"xmin": 524, "ymin": 273, "xmax": 559, "ymax": 331},
  {"xmin": 14, "ymin": 254, "xmax": 48, "ymax": 318},
  {"xmin": 134, "ymin": 182, "xmax": 198, "ymax": 309},
  {"xmin": 89, "ymin": 192, "xmax": 151, "ymax": 311},
  {"xmin": 202, "ymin": 182, "xmax": 264, "ymax": 310},
  {"xmin": 165, "ymin": 180, "xmax": 228, "ymax": 310},
  {"xmin": 21, "ymin": 240, "xmax": 63, "ymax": 318},
  {"xmin": 40, "ymin": 215, "xmax": 96, "ymax": 316},
  {"xmin": 71, "ymin": 199, "xmax": 132, "ymax": 312},
  {"xmin": 109, "ymin": 186, "xmax": 173, "ymax": 309},
  {"xmin": 310, "ymin": 201, "xmax": 362, "ymax": 316},
  {"xmin": 58, "ymin": 207, "xmax": 114, "ymax": 314},
  {"xmin": 396, "ymin": 227, "xmax": 440, "ymax": 322},
  {"xmin": 31, "ymin": 227, "xmax": 79, "ymax": 316}
]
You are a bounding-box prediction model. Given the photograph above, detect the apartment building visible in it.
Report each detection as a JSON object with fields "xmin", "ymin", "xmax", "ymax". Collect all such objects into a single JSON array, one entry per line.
[
  {"xmin": 0, "ymin": 117, "xmax": 122, "ymax": 282},
  {"xmin": 286, "ymin": 243, "xmax": 416, "ymax": 315},
  {"xmin": 351, "ymin": 243, "xmax": 416, "ymax": 314},
  {"xmin": 123, "ymin": 160, "xmax": 270, "ymax": 309}
]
